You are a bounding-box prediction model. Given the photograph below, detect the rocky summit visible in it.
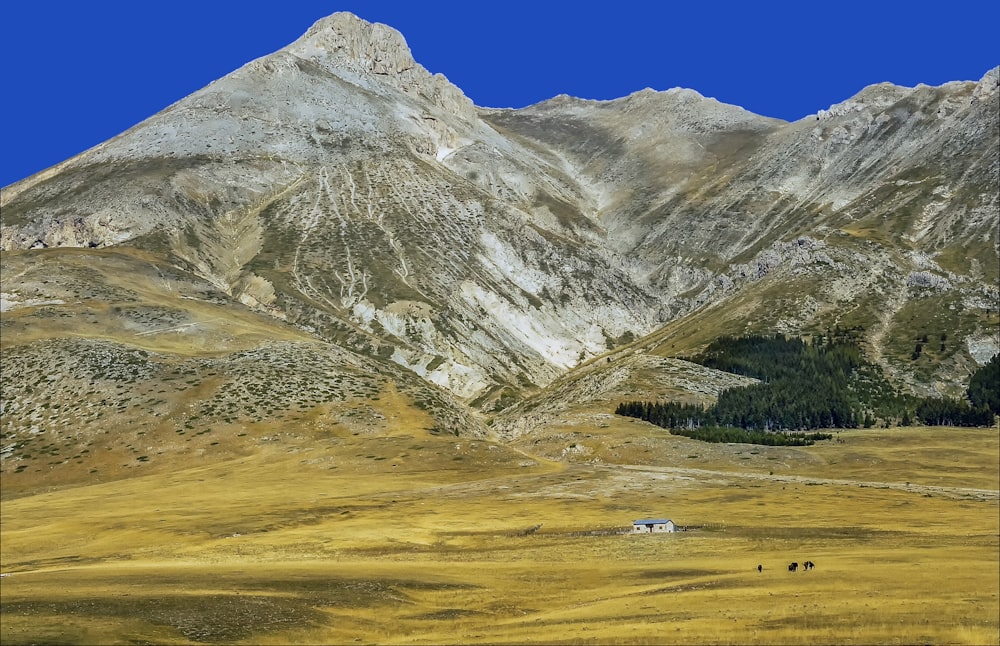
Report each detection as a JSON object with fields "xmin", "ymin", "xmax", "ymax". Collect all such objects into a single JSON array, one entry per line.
[{"xmin": 1, "ymin": 12, "xmax": 998, "ymax": 482}]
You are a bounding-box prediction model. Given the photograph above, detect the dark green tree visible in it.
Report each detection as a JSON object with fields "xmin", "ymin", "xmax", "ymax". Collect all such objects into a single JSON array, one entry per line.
[{"xmin": 967, "ymin": 354, "xmax": 1000, "ymax": 417}]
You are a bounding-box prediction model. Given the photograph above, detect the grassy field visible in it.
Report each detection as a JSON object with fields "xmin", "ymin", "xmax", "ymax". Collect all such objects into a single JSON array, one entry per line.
[{"xmin": 1, "ymin": 408, "xmax": 998, "ymax": 644}]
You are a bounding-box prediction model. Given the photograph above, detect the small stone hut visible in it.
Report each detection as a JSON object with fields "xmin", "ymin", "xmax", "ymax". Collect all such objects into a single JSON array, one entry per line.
[{"xmin": 632, "ymin": 518, "xmax": 676, "ymax": 533}]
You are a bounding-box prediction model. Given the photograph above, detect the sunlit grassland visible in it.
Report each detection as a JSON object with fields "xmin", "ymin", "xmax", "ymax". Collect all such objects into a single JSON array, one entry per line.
[
  {"xmin": 2, "ymin": 418, "xmax": 997, "ymax": 644},
  {"xmin": 0, "ymin": 248, "xmax": 314, "ymax": 355}
]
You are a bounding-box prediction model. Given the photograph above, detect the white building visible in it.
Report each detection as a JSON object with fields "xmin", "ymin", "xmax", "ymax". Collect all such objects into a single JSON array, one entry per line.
[{"xmin": 632, "ymin": 518, "xmax": 676, "ymax": 533}]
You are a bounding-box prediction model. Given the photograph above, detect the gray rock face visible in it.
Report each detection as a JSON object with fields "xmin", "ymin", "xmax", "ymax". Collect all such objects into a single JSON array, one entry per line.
[
  {"xmin": 287, "ymin": 13, "xmax": 476, "ymax": 123},
  {"xmin": 2, "ymin": 12, "xmax": 997, "ymax": 404}
]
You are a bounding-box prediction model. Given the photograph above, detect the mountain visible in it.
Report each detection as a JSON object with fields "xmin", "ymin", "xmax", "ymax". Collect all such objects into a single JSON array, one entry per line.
[{"xmin": 1, "ymin": 12, "xmax": 997, "ymax": 491}]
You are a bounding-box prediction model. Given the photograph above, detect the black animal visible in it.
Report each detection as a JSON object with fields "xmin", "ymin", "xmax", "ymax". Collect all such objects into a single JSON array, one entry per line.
[
  {"xmin": 757, "ymin": 564, "xmax": 762, "ymax": 573},
  {"xmin": 788, "ymin": 562, "xmax": 798, "ymax": 572},
  {"xmin": 803, "ymin": 560, "xmax": 815, "ymax": 570}
]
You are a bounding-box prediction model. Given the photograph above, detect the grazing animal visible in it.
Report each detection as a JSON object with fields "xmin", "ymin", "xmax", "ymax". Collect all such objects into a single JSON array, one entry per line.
[
  {"xmin": 803, "ymin": 560, "xmax": 815, "ymax": 570},
  {"xmin": 788, "ymin": 562, "xmax": 798, "ymax": 572},
  {"xmin": 757, "ymin": 564, "xmax": 762, "ymax": 573}
]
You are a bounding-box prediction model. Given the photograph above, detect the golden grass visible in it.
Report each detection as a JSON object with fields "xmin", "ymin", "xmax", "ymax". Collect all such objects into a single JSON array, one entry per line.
[
  {"xmin": 2, "ymin": 414, "xmax": 998, "ymax": 644},
  {"xmin": 0, "ymin": 247, "xmax": 312, "ymax": 355}
]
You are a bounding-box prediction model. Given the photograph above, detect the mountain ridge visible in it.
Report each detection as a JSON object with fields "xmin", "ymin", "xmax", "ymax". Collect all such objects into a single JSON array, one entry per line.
[{"xmin": 1, "ymin": 13, "xmax": 997, "ymax": 478}]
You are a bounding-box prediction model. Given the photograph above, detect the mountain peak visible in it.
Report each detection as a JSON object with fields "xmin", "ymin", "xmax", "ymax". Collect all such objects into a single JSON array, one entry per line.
[
  {"xmin": 291, "ymin": 12, "xmax": 417, "ymax": 78},
  {"xmin": 283, "ymin": 12, "xmax": 474, "ymax": 122}
]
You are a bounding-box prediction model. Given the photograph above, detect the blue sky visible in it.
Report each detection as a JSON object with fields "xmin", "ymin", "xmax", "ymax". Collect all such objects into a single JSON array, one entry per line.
[{"xmin": 2, "ymin": 1, "xmax": 997, "ymax": 187}]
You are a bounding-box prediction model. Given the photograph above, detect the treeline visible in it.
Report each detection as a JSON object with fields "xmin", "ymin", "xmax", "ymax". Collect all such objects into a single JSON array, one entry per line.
[
  {"xmin": 667, "ymin": 426, "xmax": 833, "ymax": 446},
  {"xmin": 912, "ymin": 397, "xmax": 994, "ymax": 427},
  {"xmin": 696, "ymin": 333, "xmax": 863, "ymax": 383},
  {"xmin": 614, "ymin": 398, "xmax": 835, "ymax": 444},
  {"xmin": 967, "ymin": 353, "xmax": 1000, "ymax": 417},
  {"xmin": 615, "ymin": 334, "xmax": 997, "ymax": 444},
  {"xmin": 700, "ymin": 334, "xmax": 866, "ymax": 431},
  {"xmin": 903, "ymin": 351, "xmax": 997, "ymax": 426},
  {"xmin": 614, "ymin": 397, "xmax": 855, "ymax": 433}
]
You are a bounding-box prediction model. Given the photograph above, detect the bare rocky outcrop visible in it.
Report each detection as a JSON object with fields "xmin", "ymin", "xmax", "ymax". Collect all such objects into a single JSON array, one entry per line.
[{"xmin": 286, "ymin": 12, "xmax": 476, "ymax": 124}]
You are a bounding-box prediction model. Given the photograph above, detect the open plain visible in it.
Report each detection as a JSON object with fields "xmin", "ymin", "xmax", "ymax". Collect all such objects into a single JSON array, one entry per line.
[{"xmin": 2, "ymin": 405, "xmax": 997, "ymax": 645}]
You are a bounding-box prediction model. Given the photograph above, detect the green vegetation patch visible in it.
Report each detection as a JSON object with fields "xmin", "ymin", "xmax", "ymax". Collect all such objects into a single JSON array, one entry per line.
[
  {"xmin": 968, "ymin": 354, "xmax": 1000, "ymax": 416},
  {"xmin": 617, "ymin": 334, "xmax": 997, "ymax": 440},
  {"xmin": 668, "ymin": 426, "xmax": 833, "ymax": 446}
]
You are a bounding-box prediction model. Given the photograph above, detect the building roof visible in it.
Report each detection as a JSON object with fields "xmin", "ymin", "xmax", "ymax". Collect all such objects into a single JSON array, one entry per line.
[{"xmin": 633, "ymin": 518, "xmax": 672, "ymax": 524}]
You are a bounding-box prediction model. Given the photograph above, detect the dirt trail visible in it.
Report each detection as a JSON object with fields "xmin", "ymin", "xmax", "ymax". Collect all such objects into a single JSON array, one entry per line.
[
  {"xmin": 617, "ymin": 464, "xmax": 1000, "ymax": 501},
  {"xmin": 505, "ymin": 443, "xmax": 568, "ymax": 474}
]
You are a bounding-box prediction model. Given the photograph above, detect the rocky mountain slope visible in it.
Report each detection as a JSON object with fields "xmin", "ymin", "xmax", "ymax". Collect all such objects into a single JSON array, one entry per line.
[{"xmin": 2, "ymin": 12, "xmax": 998, "ymax": 488}]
